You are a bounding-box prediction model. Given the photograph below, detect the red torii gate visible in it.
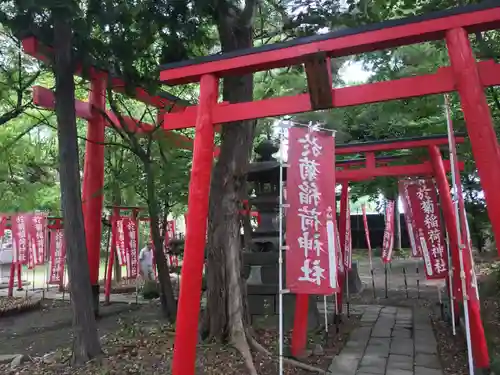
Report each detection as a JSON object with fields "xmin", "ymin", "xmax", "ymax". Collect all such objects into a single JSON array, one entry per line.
[
  {"xmin": 20, "ymin": 36, "xmax": 203, "ymax": 314},
  {"xmin": 158, "ymin": 2, "xmax": 500, "ymax": 374},
  {"xmin": 335, "ymin": 134, "xmax": 465, "ymax": 181}
]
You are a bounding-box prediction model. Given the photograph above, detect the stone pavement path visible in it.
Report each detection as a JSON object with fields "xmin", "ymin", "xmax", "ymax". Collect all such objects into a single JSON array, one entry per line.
[{"xmin": 328, "ymin": 305, "xmax": 443, "ymax": 375}]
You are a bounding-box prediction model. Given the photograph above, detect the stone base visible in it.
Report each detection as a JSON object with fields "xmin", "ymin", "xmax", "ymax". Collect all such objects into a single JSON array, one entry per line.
[{"xmin": 248, "ymin": 291, "xmax": 320, "ymax": 331}]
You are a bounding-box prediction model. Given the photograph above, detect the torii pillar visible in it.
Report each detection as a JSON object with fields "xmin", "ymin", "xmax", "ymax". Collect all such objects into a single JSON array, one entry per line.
[
  {"xmin": 82, "ymin": 75, "xmax": 106, "ymax": 316},
  {"xmin": 446, "ymin": 28, "xmax": 500, "ymax": 256}
]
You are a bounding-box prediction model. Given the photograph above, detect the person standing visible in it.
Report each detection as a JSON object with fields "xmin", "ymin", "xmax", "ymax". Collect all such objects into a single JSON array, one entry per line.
[{"xmin": 139, "ymin": 242, "xmax": 154, "ymax": 281}]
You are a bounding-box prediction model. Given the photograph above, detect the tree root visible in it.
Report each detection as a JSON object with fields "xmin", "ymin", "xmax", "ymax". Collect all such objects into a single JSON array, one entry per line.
[
  {"xmin": 245, "ymin": 330, "xmax": 327, "ymax": 374},
  {"xmin": 233, "ymin": 330, "xmax": 258, "ymax": 375}
]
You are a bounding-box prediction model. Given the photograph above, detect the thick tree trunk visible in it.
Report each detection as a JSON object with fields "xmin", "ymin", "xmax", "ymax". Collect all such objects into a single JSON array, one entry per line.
[
  {"xmin": 394, "ymin": 191, "xmax": 402, "ymax": 251},
  {"xmin": 144, "ymin": 160, "xmax": 177, "ymax": 321},
  {"xmin": 204, "ymin": 7, "xmax": 256, "ymax": 346},
  {"xmin": 52, "ymin": 12, "xmax": 102, "ymax": 364}
]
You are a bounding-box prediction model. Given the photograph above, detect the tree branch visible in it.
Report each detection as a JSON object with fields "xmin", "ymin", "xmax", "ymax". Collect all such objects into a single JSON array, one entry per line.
[{"xmin": 240, "ymin": 0, "xmax": 259, "ymax": 27}]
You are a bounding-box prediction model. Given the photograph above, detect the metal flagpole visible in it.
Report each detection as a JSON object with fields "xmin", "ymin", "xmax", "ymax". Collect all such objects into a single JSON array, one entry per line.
[
  {"xmin": 445, "ymin": 229, "xmax": 456, "ymax": 335},
  {"xmin": 323, "ymin": 296, "xmax": 329, "ymax": 333},
  {"xmin": 278, "ymin": 123, "xmax": 285, "ymax": 375},
  {"xmin": 445, "ymin": 94, "xmax": 474, "ymax": 375},
  {"xmin": 346, "ymin": 271, "xmax": 350, "ymax": 318}
]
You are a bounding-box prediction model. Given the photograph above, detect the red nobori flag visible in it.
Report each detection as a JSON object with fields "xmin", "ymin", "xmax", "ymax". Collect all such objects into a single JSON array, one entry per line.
[
  {"xmin": 399, "ymin": 180, "xmax": 421, "ymax": 258},
  {"xmin": 11, "ymin": 214, "xmax": 31, "ymax": 265},
  {"xmin": 344, "ymin": 197, "xmax": 352, "ymax": 271},
  {"xmin": 126, "ymin": 218, "xmax": 139, "ymax": 279},
  {"xmin": 286, "ymin": 127, "xmax": 338, "ymax": 295},
  {"xmin": 405, "ymin": 179, "xmax": 448, "ymax": 279},
  {"xmin": 381, "ymin": 201, "xmax": 395, "ymax": 264},
  {"xmin": 164, "ymin": 220, "xmax": 176, "ymax": 253},
  {"xmin": 48, "ymin": 229, "xmax": 66, "ymax": 285},
  {"xmin": 114, "ymin": 217, "xmax": 129, "ymax": 267},
  {"xmin": 31, "ymin": 213, "xmax": 48, "ymax": 266}
]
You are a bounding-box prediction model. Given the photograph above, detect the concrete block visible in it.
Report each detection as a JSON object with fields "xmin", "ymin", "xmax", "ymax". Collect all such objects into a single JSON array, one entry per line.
[
  {"xmin": 387, "ymin": 354, "xmax": 413, "ymax": 371},
  {"xmin": 415, "ymin": 353, "xmax": 440, "ymax": 369}
]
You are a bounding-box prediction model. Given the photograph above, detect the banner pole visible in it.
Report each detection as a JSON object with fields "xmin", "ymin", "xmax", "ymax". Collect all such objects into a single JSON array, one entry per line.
[
  {"xmin": 403, "ymin": 267, "xmax": 408, "ymax": 298},
  {"xmin": 62, "ymin": 264, "xmax": 66, "ymax": 302},
  {"xmin": 334, "ymin": 293, "xmax": 339, "ymax": 333},
  {"xmin": 362, "ymin": 205, "xmax": 376, "ymax": 298},
  {"xmin": 384, "ymin": 263, "xmax": 388, "ymax": 299},
  {"xmin": 371, "ymin": 268, "xmax": 376, "ymax": 299},
  {"xmin": 416, "ymin": 266, "xmax": 420, "ymax": 299},
  {"xmin": 44, "ymin": 229, "xmax": 49, "ymax": 293},
  {"xmin": 278, "ymin": 124, "xmax": 285, "ymax": 375},
  {"xmin": 323, "ymin": 296, "xmax": 328, "ymax": 333},
  {"xmin": 445, "ymin": 230, "xmax": 457, "ymax": 335},
  {"xmin": 346, "ymin": 271, "xmax": 350, "ymax": 318},
  {"xmin": 445, "ymin": 98, "xmax": 475, "ymax": 375}
]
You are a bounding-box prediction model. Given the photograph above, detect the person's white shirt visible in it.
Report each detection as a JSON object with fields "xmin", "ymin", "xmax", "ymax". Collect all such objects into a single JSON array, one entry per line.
[{"xmin": 139, "ymin": 246, "xmax": 153, "ymax": 267}]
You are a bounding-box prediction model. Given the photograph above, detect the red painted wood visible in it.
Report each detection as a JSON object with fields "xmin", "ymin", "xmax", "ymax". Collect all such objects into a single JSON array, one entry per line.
[
  {"xmin": 336, "ymin": 137, "xmax": 464, "ymax": 155},
  {"xmin": 337, "ymin": 160, "xmax": 462, "ymax": 181},
  {"xmin": 162, "ymin": 61, "xmax": 500, "ymax": 130},
  {"xmin": 22, "ymin": 37, "xmax": 186, "ymax": 110},
  {"xmin": 447, "ymin": 27, "xmax": 495, "ymax": 369},
  {"xmin": 172, "ymin": 74, "xmax": 219, "ymax": 375},
  {"xmin": 33, "ymin": 86, "xmax": 195, "ymax": 151},
  {"xmin": 291, "ymin": 294, "xmax": 310, "ymax": 357},
  {"xmin": 337, "ymin": 182, "xmax": 349, "ymax": 314},
  {"xmin": 160, "ymin": 7, "xmax": 500, "ymax": 84},
  {"xmin": 83, "ymin": 77, "xmax": 107, "ymax": 287}
]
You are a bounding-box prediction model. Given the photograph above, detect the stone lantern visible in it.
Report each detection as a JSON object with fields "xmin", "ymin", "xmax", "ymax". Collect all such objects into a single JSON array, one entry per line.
[{"xmin": 243, "ymin": 140, "xmax": 320, "ymax": 330}]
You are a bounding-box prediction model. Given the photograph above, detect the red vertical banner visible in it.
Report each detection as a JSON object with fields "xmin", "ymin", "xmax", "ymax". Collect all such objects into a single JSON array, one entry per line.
[
  {"xmin": 399, "ymin": 180, "xmax": 421, "ymax": 258},
  {"xmin": 286, "ymin": 127, "xmax": 338, "ymax": 295},
  {"xmin": 362, "ymin": 205, "xmax": 372, "ymax": 260},
  {"xmin": 127, "ymin": 218, "xmax": 139, "ymax": 279},
  {"xmin": 48, "ymin": 229, "xmax": 66, "ymax": 285},
  {"xmin": 344, "ymin": 197, "xmax": 352, "ymax": 271},
  {"xmin": 114, "ymin": 217, "xmax": 129, "ymax": 268},
  {"xmin": 164, "ymin": 220, "xmax": 176, "ymax": 252},
  {"xmin": 405, "ymin": 179, "xmax": 448, "ymax": 280},
  {"xmin": 32, "ymin": 213, "xmax": 48, "ymax": 265},
  {"xmin": 381, "ymin": 200, "xmax": 395, "ymax": 264},
  {"xmin": 11, "ymin": 214, "xmax": 31, "ymax": 265}
]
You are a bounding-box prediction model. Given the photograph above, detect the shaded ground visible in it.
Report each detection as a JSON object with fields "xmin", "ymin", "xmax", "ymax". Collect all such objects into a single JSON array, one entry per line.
[
  {"xmin": 0, "ymin": 295, "xmax": 359, "ymax": 374},
  {"xmin": 349, "ymin": 257, "xmax": 469, "ymax": 375},
  {"xmin": 0, "ymin": 299, "xmax": 145, "ymax": 356},
  {"xmin": 0, "ymin": 255, "xmax": 476, "ymax": 374}
]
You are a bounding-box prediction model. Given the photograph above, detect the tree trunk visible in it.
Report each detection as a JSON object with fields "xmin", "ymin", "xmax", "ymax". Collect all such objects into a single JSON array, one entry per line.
[
  {"xmin": 204, "ymin": 5, "xmax": 256, "ymax": 351},
  {"xmin": 52, "ymin": 11, "xmax": 102, "ymax": 364},
  {"xmin": 394, "ymin": 191, "xmax": 402, "ymax": 252},
  {"xmin": 144, "ymin": 160, "xmax": 177, "ymax": 321}
]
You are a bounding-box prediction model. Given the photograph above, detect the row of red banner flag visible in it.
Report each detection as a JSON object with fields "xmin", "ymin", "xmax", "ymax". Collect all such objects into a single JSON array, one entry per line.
[
  {"xmin": 364, "ymin": 179, "xmax": 449, "ymax": 280},
  {"xmin": 0, "ymin": 213, "xmax": 66, "ymax": 285},
  {"xmin": 0, "ymin": 213, "xmax": 178, "ymax": 286}
]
